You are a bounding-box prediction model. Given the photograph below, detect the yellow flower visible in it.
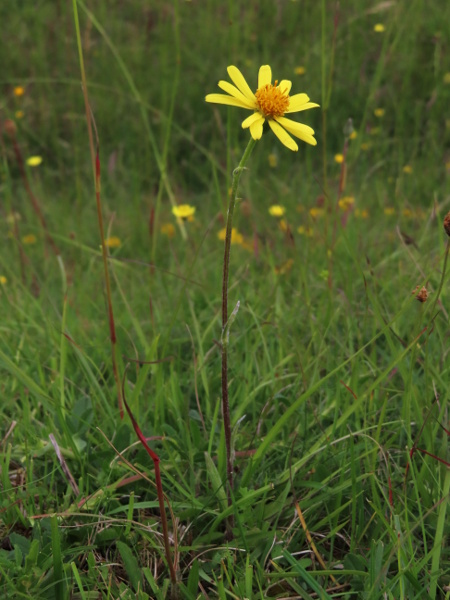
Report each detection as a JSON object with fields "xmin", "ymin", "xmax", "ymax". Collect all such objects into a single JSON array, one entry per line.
[
  {"xmin": 374, "ymin": 23, "xmax": 385, "ymax": 32},
  {"xmin": 22, "ymin": 234, "xmax": 37, "ymax": 245},
  {"xmin": 15, "ymin": 110, "xmax": 24, "ymax": 120},
  {"xmin": 309, "ymin": 207, "xmax": 324, "ymax": 219},
  {"xmin": 172, "ymin": 204, "xmax": 196, "ymax": 219},
  {"xmin": 268, "ymin": 153, "xmax": 278, "ymax": 168},
  {"xmin": 161, "ymin": 223, "xmax": 175, "ymax": 238},
  {"xmin": 384, "ymin": 207, "xmax": 395, "ymax": 216},
  {"xmin": 297, "ymin": 225, "xmax": 313, "ymax": 237},
  {"xmin": 26, "ymin": 156, "xmax": 43, "ymax": 167},
  {"xmin": 14, "ymin": 86, "xmax": 25, "ymax": 97},
  {"xmin": 6, "ymin": 211, "xmax": 21, "ymax": 224},
  {"xmin": 445, "ymin": 161, "xmax": 450, "ymax": 171},
  {"xmin": 279, "ymin": 219, "xmax": 289, "ymax": 232},
  {"xmin": 294, "ymin": 66, "xmax": 306, "ymax": 75},
  {"xmin": 0, "ymin": 276, "xmax": 7, "ymax": 285},
  {"xmin": 443, "ymin": 73, "xmax": 450, "ymax": 84},
  {"xmin": 374, "ymin": 108, "xmax": 385, "ymax": 118},
  {"xmin": 338, "ymin": 196, "xmax": 355, "ymax": 211},
  {"xmin": 104, "ymin": 236, "xmax": 121, "ymax": 248},
  {"xmin": 217, "ymin": 227, "xmax": 244, "ymax": 245},
  {"xmin": 349, "ymin": 130, "xmax": 357, "ymax": 140},
  {"xmin": 268, "ymin": 205, "xmax": 285, "ymax": 217},
  {"xmin": 402, "ymin": 208, "xmax": 413, "ymax": 218},
  {"xmin": 355, "ymin": 208, "xmax": 369, "ymax": 219},
  {"xmin": 402, "ymin": 165, "xmax": 413, "ymax": 174},
  {"xmin": 206, "ymin": 65, "xmax": 319, "ymax": 151},
  {"xmin": 334, "ymin": 153, "xmax": 344, "ymax": 164}
]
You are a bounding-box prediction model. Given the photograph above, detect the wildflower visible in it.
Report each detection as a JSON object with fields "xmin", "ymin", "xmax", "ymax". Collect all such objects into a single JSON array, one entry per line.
[
  {"xmin": 338, "ymin": 196, "xmax": 355, "ymax": 211},
  {"xmin": 269, "ymin": 205, "xmax": 285, "ymax": 217},
  {"xmin": 444, "ymin": 73, "xmax": 450, "ymax": 84},
  {"xmin": 172, "ymin": 204, "xmax": 196, "ymax": 220},
  {"xmin": 206, "ymin": 65, "xmax": 319, "ymax": 151},
  {"xmin": 14, "ymin": 86, "xmax": 25, "ymax": 97},
  {"xmin": 15, "ymin": 110, "xmax": 24, "ymax": 120},
  {"xmin": 104, "ymin": 236, "xmax": 122, "ymax": 248},
  {"xmin": 374, "ymin": 108, "xmax": 385, "ymax": 118},
  {"xmin": 275, "ymin": 258, "xmax": 294, "ymax": 275},
  {"xmin": 384, "ymin": 207, "xmax": 395, "ymax": 216},
  {"xmin": 402, "ymin": 208, "xmax": 413, "ymax": 218},
  {"xmin": 22, "ymin": 234, "xmax": 37, "ymax": 245},
  {"xmin": 355, "ymin": 208, "xmax": 369, "ymax": 219},
  {"xmin": 0, "ymin": 276, "xmax": 7, "ymax": 285},
  {"xmin": 349, "ymin": 130, "xmax": 358, "ymax": 140},
  {"xmin": 217, "ymin": 227, "xmax": 244, "ymax": 245},
  {"xmin": 444, "ymin": 211, "xmax": 450, "ymax": 237},
  {"xmin": 161, "ymin": 223, "xmax": 175, "ymax": 238},
  {"xmin": 6, "ymin": 212, "xmax": 21, "ymax": 224},
  {"xmin": 297, "ymin": 225, "xmax": 313, "ymax": 237},
  {"xmin": 268, "ymin": 153, "xmax": 278, "ymax": 168},
  {"xmin": 445, "ymin": 161, "xmax": 450, "ymax": 171},
  {"xmin": 309, "ymin": 207, "xmax": 324, "ymax": 219},
  {"xmin": 403, "ymin": 165, "xmax": 413, "ymax": 174},
  {"xmin": 334, "ymin": 153, "xmax": 344, "ymax": 164},
  {"xmin": 294, "ymin": 66, "xmax": 306, "ymax": 75},
  {"xmin": 26, "ymin": 156, "xmax": 43, "ymax": 167},
  {"xmin": 279, "ymin": 219, "xmax": 289, "ymax": 232},
  {"xmin": 374, "ymin": 23, "xmax": 385, "ymax": 32}
]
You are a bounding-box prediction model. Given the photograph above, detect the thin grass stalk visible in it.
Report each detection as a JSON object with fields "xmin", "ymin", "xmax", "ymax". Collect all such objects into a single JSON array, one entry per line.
[
  {"xmin": 221, "ymin": 137, "xmax": 256, "ymax": 509},
  {"xmin": 72, "ymin": 0, "xmax": 123, "ymax": 417}
]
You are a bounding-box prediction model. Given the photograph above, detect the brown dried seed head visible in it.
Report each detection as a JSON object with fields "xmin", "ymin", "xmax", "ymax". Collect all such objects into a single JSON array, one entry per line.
[
  {"xmin": 412, "ymin": 285, "xmax": 428, "ymax": 303},
  {"xmin": 444, "ymin": 211, "xmax": 450, "ymax": 237}
]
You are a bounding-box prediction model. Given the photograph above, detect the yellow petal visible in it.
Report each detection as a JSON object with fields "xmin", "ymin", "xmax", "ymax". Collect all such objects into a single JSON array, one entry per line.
[
  {"xmin": 278, "ymin": 80, "xmax": 292, "ymax": 94},
  {"xmin": 242, "ymin": 112, "xmax": 264, "ymax": 129},
  {"xmin": 286, "ymin": 100, "xmax": 320, "ymax": 114},
  {"xmin": 250, "ymin": 118, "xmax": 265, "ymax": 140},
  {"xmin": 227, "ymin": 66, "xmax": 256, "ymax": 102},
  {"xmin": 258, "ymin": 65, "xmax": 272, "ymax": 89},
  {"xmin": 217, "ymin": 81, "xmax": 256, "ymax": 108},
  {"xmin": 205, "ymin": 94, "xmax": 253, "ymax": 109},
  {"xmin": 275, "ymin": 117, "xmax": 317, "ymax": 146},
  {"xmin": 268, "ymin": 120, "xmax": 298, "ymax": 151}
]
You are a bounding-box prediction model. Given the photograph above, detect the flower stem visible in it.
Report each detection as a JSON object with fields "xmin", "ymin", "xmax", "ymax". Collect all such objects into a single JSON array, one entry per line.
[{"xmin": 221, "ymin": 136, "xmax": 256, "ymax": 506}]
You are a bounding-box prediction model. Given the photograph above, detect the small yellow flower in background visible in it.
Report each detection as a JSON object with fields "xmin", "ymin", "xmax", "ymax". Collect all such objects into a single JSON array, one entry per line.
[
  {"xmin": 297, "ymin": 225, "xmax": 313, "ymax": 237},
  {"xmin": 217, "ymin": 227, "xmax": 244, "ymax": 245},
  {"xmin": 402, "ymin": 208, "xmax": 413, "ymax": 218},
  {"xmin": 294, "ymin": 66, "xmax": 306, "ymax": 75},
  {"xmin": 445, "ymin": 161, "xmax": 450, "ymax": 171},
  {"xmin": 384, "ymin": 207, "xmax": 395, "ymax": 216},
  {"xmin": 334, "ymin": 153, "xmax": 344, "ymax": 164},
  {"xmin": 0, "ymin": 276, "xmax": 7, "ymax": 285},
  {"xmin": 15, "ymin": 110, "xmax": 24, "ymax": 119},
  {"xmin": 309, "ymin": 207, "xmax": 324, "ymax": 219},
  {"xmin": 22, "ymin": 234, "xmax": 37, "ymax": 245},
  {"xmin": 355, "ymin": 208, "xmax": 369, "ymax": 219},
  {"xmin": 206, "ymin": 64, "xmax": 319, "ymax": 151},
  {"xmin": 338, "ymin": 196, "xmax": 355, "ymax": 211},
  {"xmin": 374, "ymin": 23, "xmax": 385, "ymax": 32},
  {"xmin": 403, "ymin": 165, "xmax": 413, "ymax": 174},
  {"xmin": 275, "ymin": 258, "xmax": 294, "ymax": 275},
  {"xmin": 349, "ymin": 130, "xmax": 358, "ymax": 140},
  {"xmin": 361, "ymin": 142, "xmax": 371, "ymax": 151},
  {"xmin": 268, "ymin": 153, "xmax": 278, "ymax": 168},
  {"xmin": 279, "ymin": 219, "xmax": 289, "ymax": 232},
  {"xmin": 374, "ymin": 108, "xmax": 385, "ymax": 118},
  {"xmin": 104, "ymin": 236, "xmax": 122, "ymax": 248},
  {"xmin": 14, "ymin": 86, "xmax": 25, "ymax": 97},
  {"xmin": 269, "ymin": 205, "xmax": 285, "ymax": 217},
  {"xmin": 26, "ymin": 156, "xmax": 43, "ymax": 167},
  {"xmin": 6, "ymin": 212, "xmax": 21, "ymax": 224},
  {"xmin": 172, "ymin": 204, "xmax": 196, "ymax": 220},
  {"xmin": 443, "ymin": 73, "xmax": 450, "ymax": 84},
  {"xmin": 161, "ymin": 223, "xmax": 175, "ymax": 238}
]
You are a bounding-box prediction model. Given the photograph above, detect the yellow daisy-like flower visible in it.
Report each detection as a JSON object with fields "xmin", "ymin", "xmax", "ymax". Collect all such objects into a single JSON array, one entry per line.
[
  {"xmin": 206, "ymin": 65, "xmax": 319, "ymax": 152},
  {"xmin": 0, "ymin": 276, "xmax": 7, "ymax": 285},
  {"xmin": 104, "ymin": 236, "xmax": 122, "ymax": 248},
  {"xmin": 349, "ymin": 130, "xmax": 358, "ymax": 140},
  {"xmin": 172, "ymin": 204, "xmax": 196, "ymax": 219},
  {"xmin": 217, "ymin": 227, "xmax": 244, "ymax": 245},
  {"xmin": 338, "ymin": 196, "xmax": 355, "ymax": 211},
  {"xmin": 374, "ymin": 23, "xmax": 385, "ymax": 32},
  {"xmin": 374, "ymin": 108, "xmax": 385, "ymax": 118},
  {"xmin": 268, "ymin": 205, "xmax": 285, "ymax": 217},
  {"xmin": 14, "ymin": 86, "xmax": 25, "ymax": 97},
  {"xmin": 294, "ymin": 66, "xmax": 306, "ymax": 76},
  {"xmin": 26, "ymin": 156, "xmax": 43, "ymax": 167},
  {"xmin": 402, "ymin": 165, "xmax": 413, "ymax": 174},
  {"xmin": 22, "ymin": 234, "xmax": 37, "ymax": 245},
  {"xmin": 309, "ymin": 207, "xmax": 325, "ymax": 219},
  {"xmin": 334, "ymin": 153, "xmax": 344, "ymax": 164}
]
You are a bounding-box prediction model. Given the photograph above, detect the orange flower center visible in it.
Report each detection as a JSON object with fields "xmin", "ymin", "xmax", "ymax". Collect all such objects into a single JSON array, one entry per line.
[{"xmin": 255, "ymin": 80, "xmax": 290, "ymax": 118}]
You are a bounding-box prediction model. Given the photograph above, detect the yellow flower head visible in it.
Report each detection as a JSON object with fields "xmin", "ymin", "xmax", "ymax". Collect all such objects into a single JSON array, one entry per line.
[
  {"xmin": 15, "ymin": 110, "xmax": 24, "ymax": 120},
  {"xmin": 334, "ymin": 153, "xmax": 344, "ymax": 164},
  {"xmin": 268, "ymin": 153, "xmax": 278, "ymax": 168},
  {"xmin": 349, "ymin": 130, "xmax": 358, "ymax": 140},
  {"xmin": 26, "ymin": 156, "xmax": 43, "ymax": 167},
  {"xmin": 22, "ymin": 234, "xmax": 37, "ymax": 245},
  {"xmin": 384, "ymin": 207, "xmax": 395, "ymax": 216},
  {"xmin": 374, "ymin": 23, "xmax": 385, "ymax": 32},
  {"xmin": 172, "ymin": 204, "xmax": 196, "ymax": 219},
  {"xmin": 14, "ymin": 86, "xmax": 25, "ymax": 97},
  {"xmin": 338, "ymin": 196, "xmax": 355, "ymax": 211},
  {"xmin": 206, "ymin": 65, "xmax": 319, "ymax": 151},
  {"xmin": 297, "ymin": 225, "xmax": 313, "ymax": 237},
  {"xmin": 104, "ymin": 236, "xmax": 121, "ymax": 248},
  {"xmin": 161, "ymin": 222, "xmax": 175, "ymax": 238},
  {"xmin": 294, "ymin": 66, "xmax": 306, "ymax": 75},
  {"xmin": 217, "ymin": 227, "xmax": 244, "ymax": 245},
  {"xmin": 279, "ymin": 218, "xmax": 289, "ymax": 232},
  {"xmin": 402, "ymin": 165, "xmax": 413, "ymax": 174},
  {"xmin": 355, "ymin": 208, "xmax": 369, "ymax": 219},
  {"xmin": 443, "ymin": 73, "xmax": 450, "ymax": 84},
  {"xmin": 309, "ymin": 207, "xmax": 324, "ymax": 219},
  {"xmin": 374, "ymin": 108, "xmax": 385, "ymax": 118},
  {"xmin": 268, "ymin": 205, "xmax": 285, "ymax": 217},
  {"xmin": 0, "ymin": 276, "xmax": 7, "ymax": 285}
]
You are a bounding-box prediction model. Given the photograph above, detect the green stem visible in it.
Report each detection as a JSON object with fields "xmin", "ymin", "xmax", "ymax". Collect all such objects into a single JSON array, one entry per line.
[{"xmin": 221, "ymin": 136, "xmax": 256, "ymax": 508}]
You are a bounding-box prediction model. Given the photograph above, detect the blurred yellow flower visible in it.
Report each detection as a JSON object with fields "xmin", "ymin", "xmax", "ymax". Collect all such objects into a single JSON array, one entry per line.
[
  {"xmin": 172, "ymin": 204, "xmax": 196, "ymax": 219},
  {"xmin": 334, "ymin": 153, "xmax": 344, "ymax": 164},
  {"xmin": 268, "ymin": 153, "xmax": 278, "ymax": 168},
  {"xmin": 217, "ymin": 227, "xmax": 244, "ymax": 245},
  {"xmin": 22, "ymin": 234, "xmax": 37, "ymax": 245},
  {"xmin": 14, "ymin": 86, "xmax": 25, "ymax": 97},
  {"xmin": 402, "ymin": 165, "xmax": 413, "ymax": 174},
  {"xmin": 402, "ymin": 208, "xmax": 413, "ymax": 217},
  {"xmin": 309, "ymin": 207, "xmax": 324, "ymax": 218},
  {"xmin": 279, "ymin": 219, "xmax": 289, "ymax": 232},
  {"xmin": 294, "ymin": 66, "xmax": 306, "ymax": 75},
  {"xmin": 161, "ymin": 223, "xmax": 175, "ymax": 238},
  {"xmin": 445, "ymin": 161, "xmax": 450, "ymax": 171},
  {"xmin": 6, "ymin": 212, "xmax": 21, "ymax": 224},
  {"xmin": 338, "ymin": 196, "xmax": 355, "ymax": 211},
  {"xmin": 15, "ymin": 110, "xmax": 24, "ymax": 120},
  {"xmin": 0, "ymin": 276, "xmax": 7, "ymax": 285},
  {"xmin": 443, "ymin": 73, "xmax": 450, "ymax": 84},
  {"xmin": 297, "ymin": 225, "xmax": 313, "ymax": 237},
  {"xmin": 104, "ymin": 236, "xmax": 122, "ymax": 248},
  {"xmin": 374, "ymin": 108, "xmax": 385, "ymax": 118},
  {"xmin": 26, "ymin": 156, "xmax": 43, "ymax": 167},
  {"xmin": 349, "ymin": 130, "xmax": 358, "ymax": 140},
  {"xmin": 269, "ymin": 205, "xmax": 286, "ymax": 217},
  {"xmin": 374, "ymin": 23, "xmax": 385, "ymax": 32},
  {"xmin": 206, "ymin": 64, "xmax": 319, "ymax": 151},
  {"xmin": 384, "ymin": 207, "xmax": 395, "ymax": 216},
  {"xmin": 355, "ymin": 208, "xmax": 369, "ymax": 219}
]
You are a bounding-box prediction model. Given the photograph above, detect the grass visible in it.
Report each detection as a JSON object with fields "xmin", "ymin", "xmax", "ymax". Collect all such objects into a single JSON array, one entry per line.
[{"xmin": 1, "ymin": 0, "xmax": 450, "ymax": 598}]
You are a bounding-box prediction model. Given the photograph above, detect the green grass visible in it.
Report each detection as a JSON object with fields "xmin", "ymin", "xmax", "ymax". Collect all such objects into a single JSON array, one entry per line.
[{"xmin": 1, "ymin": 0, "xmax": 450, "ymax": 598}]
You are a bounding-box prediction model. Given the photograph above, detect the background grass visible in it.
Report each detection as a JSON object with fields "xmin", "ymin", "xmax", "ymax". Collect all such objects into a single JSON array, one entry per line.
[{"xmin": 1, "ymin": 0, "xmax": 450, "ymax": 598}]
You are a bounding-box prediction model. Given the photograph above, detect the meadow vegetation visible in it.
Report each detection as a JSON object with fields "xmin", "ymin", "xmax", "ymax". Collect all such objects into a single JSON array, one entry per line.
[{"xmin": 1, "ymin": 0, "xmax": 450, "ymax": 598}]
